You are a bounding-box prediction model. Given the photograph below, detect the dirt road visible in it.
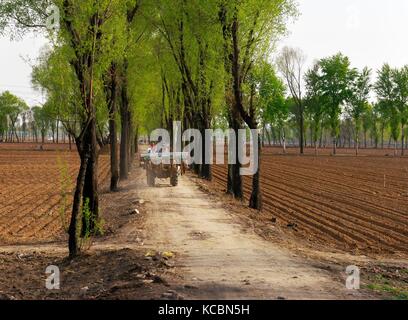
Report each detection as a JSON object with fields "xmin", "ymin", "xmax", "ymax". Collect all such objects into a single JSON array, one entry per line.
[{"xmin": 139, "ymin": 174, "xmax": 370, "ymax": 300}]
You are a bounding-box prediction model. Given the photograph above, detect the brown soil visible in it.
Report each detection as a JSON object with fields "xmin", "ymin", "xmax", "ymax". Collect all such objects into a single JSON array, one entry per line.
[
  {"xmin": 0, "ymin": 143, "xmax": 110, "ymax": 244},
  {"xmin": 0, "ymin": 249, "xmax": 174, "ymax": 300},
  {"xmin": 212, "ymin": 147, "xmax": 408, "ymax": 255},
  {"xmin": 0, "ymin": 144, "xmax": 406, "ymax": 300}
]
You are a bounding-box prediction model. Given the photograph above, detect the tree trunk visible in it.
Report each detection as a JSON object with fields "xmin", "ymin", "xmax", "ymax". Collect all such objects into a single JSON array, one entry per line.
[
  {"xmin": 249, "ymin": 134, "xmax": 262, "ymax": 210},
  {"xmin": 200, "ymin": 134, "xmax": 212, "ymax": 180},
  {"xmin": 229, "ymin": 123, "xmax": 243, "ymax": 200},
  {"xmin": 232, "ymin": 159, "xmax": 243, "ymax": 200},
  {"xmin": 120, "ymin": 91, "xmax": 129, "ymax": 180},
  {"xmin": 109, "ymin": 116, "xmax": 119, "ymax": 191},
  {"xmin": 266, "ymin": 127, "xmax": 272, "ymax": 146},
  {"xmin": 227, "ymin": 163, "xmax": 234, "ymax": 195},
  {"xmin": 56, "ymin": 119, "xmax": 59, "ymax": 144},
  {"xmin": 200, "ymin": 121, "xmax": 212, "ymax": 180},
  {"xmin": 68, "ymin": 142, "xmax": 89, "ymax": 258},
  {"xmin": 134, "ymin": 127, "xmax": 139, "ymax": 154},
  {"xmin": 105, "ymin": 63, "xmax": 120, "ymax": 191},
  {"xmin": 69, "ymin": 134, "xmax": 72, "ymax": 151},
  {"xmin": 381, "ymin": 123, "xmax": 385, "ymax": 149},
  {"xmin": 364, "ymin": 131, "xmax": 367, "ymax": 149},
  {"xmin": 282, "ymin": 127, "xmax": 287, "ymax": 154},
  {"xmin": 81, "ymin": 117, "xmax": 99, "ymax": 237},
  {"xmin": 319, "ymin": 129, "xmax": 323, "ymax": 148},
  {"xmin": 299, "ymin": 108, "xmax": 304, "ymax": 154},
  {"xmin": 128, "ymin": 113, "xmax": 134, "ymax": 170}
]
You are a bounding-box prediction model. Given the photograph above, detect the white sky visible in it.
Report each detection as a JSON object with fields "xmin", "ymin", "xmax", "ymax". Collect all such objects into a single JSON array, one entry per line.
[
  {"xmin": 1, "ymin": 0, "xmax": 408, "ymax": 106},
  {"xmin": 0, "ymin": 32, "xmax": 48, "ymax": 106},
  {"xmin": 278, "ymin": 0, "xmax": 408, "ymax": 71}
]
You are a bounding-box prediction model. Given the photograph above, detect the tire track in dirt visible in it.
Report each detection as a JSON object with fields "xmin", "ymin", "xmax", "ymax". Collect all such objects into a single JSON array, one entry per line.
[{"xmin": 138, "ymin": 175, "xmax": 370, "ymax": 299}]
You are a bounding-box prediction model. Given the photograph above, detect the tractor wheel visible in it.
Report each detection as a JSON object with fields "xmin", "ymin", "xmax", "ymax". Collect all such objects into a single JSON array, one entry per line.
[
  {"xmin": 147, "ymin": 170, "xmax": 155, "ymax": 187},
  {"xmin": 170, "ymin": 174, "xmax": 178, "ymax": 187}
]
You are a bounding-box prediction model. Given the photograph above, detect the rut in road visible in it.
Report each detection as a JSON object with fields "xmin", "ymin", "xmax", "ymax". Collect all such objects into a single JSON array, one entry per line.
[{"xmin": 140, "ymin": 175, "xmax": 366, "ymax": 300}]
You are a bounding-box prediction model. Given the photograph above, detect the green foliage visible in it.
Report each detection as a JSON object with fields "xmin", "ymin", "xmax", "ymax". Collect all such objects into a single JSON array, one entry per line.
[
  {"xmin": 79, "ymin": 197, "xmax": 105, "ymax": 251},
  {"xmin": 375, "ymin": 63, "xmax": 408, "ymax": 144},
  {"xmin": 0, "ymin": 91, "xmax": 29, "ymax": 120},
  {"xmin": 79, "ymin": 197, "xmax": 92, "ymax": 250},
  {"xmin": 305, "ymin": 63, "xmax": 328, "ymax": 143},
  {"xmin": 347, "ymin": 67, "xmax": 371, "ymax": 136},
  {"xmin": 32, "ymin": 46, "xmax": 84, "ymax": 133},
  {"xmin": 366, "ymin": 274, "xmax": 408, "ymax": 300},
  {"xmin": 254, "ymin": 60, "xmax": 288, "ymax": 129},
  {"xmin": 0, "ymin": 91, "xmax": 29, "ymax": 140},
  {"xmin": 314, "ymin": 53, "xmax": 355, "ymax": 138},
  {"xmin": 391, "ymin": 66, "xmax": 408, "ymax": 126},
  {"xmin": 0, "ymin": 0, "xmax": 51, "ymax": 38}
]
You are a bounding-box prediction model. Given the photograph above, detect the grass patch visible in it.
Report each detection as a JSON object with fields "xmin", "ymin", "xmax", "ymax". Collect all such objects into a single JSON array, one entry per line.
[{"xmin": 365, "ymin": 274, "xmax": 408, "ymax": 300}]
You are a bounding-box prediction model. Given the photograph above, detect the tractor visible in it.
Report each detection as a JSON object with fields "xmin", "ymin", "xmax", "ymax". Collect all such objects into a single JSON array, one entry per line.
[{"xmin": 140, "ymin": 151, "xmax": 187, "ymax": 187}]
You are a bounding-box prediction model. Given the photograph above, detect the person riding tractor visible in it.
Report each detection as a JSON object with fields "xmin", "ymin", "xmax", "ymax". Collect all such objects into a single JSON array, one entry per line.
[{"xmin": 140, "ymin": 141, "xmax": 186, "ymax": 187}]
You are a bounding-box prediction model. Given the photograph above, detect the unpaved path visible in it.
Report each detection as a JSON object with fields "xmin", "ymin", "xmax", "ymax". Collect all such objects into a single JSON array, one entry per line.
[{"xmin": 139, "ymin": 174, "xmax": 369, "ymax": 300}]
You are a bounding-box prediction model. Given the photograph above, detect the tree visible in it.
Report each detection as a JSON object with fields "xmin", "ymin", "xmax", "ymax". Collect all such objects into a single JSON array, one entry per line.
[
  {"xmin": 375, "ymin": 64, "xmax": 396, "ymax": 149},
  {"xmin": 305, "ymin": 63, "xmax": 327, "ymax": 155},
  {"xmin": 2, "ymin": 0, "xmax": 125, "ymax": 256},
  {"xmin": 155, "ymin": 0, "xmax": 225, "ymax": 180},
  {"xmin": 219, "ymin": 0, "xmax": 297, "ymax": 209},
  {"xmin": 361, "ymin": 103, "xmax": 373, "ymax": 148},
  {"xmin": 257, "ymin": 61, "xmax": 288, "ymax": 152},
  {"xmin": 314, "ymin": 53, "xmax": 354, "ymax": 155},
  {"xmin": 347, "ymin": 67, "xmax": 371, "ymax": 155},
  {"xmin": 277, "ymin": 46, "xmax": 306, "ymax": 154},
  {"xmin": 0, "ymin": 91, "xmax": 29, "ymax": 142},
  {"xmin": 374, "ymin": 63, "xmax": 405, "ymax": 155},
  {"xmin": 389, "ymin": 108, "xmax": 401, "ymax": 155},
  {"xmin": 32, "ymin": 105, "xmax": 52, "ymax": 144},
  {"xmin": 370, "ymin": 105, "xmax": 381, "ymax": 148},
  {"xmin": 245, "ymin": 60, "xmax": 288, "ymax": 208},
  {"xmin": 116, "ymin": 0, "xmax": 144, "ymax": 181},
  {"xmin": 373, "ymin": 101, "xmax": 389, "ymax": 149},
  {"xmin": 391, "ymin": 66, "xmax": 408, "ymax": 156}
]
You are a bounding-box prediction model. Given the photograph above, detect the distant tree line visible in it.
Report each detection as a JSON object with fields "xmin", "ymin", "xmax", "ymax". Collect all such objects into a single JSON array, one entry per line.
[
  {"xmin": 263, "ymin": 50, "xmax": 408, "ymax": 157},
  {"xmin": 0, "ymin": 91, "xmax": 75, "ymax": 146}
]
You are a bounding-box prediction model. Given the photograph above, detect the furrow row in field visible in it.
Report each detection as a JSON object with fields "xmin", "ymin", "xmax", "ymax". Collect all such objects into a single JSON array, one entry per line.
[
  {"xmin": 264, "ymin": 162, "xmax": 408, "ymax": 213},
  {"xmin": 211, "ymin": 164, "xmax": 408, "ymax": 253},
  {"xmin": 260, "ymin": 166, "xmax": 408, "ymax": 224}
]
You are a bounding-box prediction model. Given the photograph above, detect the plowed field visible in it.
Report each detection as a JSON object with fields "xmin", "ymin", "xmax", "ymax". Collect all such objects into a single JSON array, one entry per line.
[
  {"xmin": 212, "ymin": 147, "xmax": 408, "ymax": 254},
  {"xmin": 0, "ymin": 143, "xmax": 110, "ymax": 244}
]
